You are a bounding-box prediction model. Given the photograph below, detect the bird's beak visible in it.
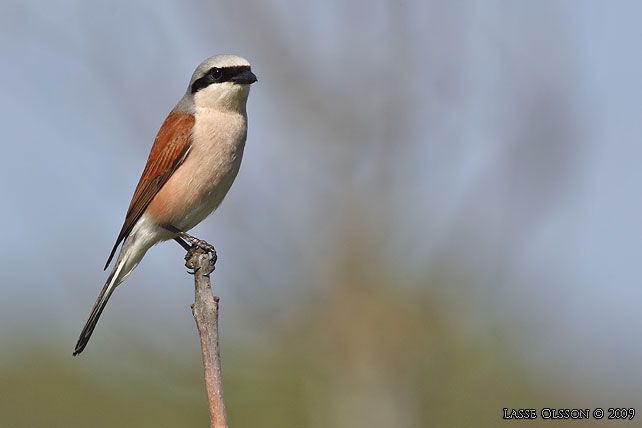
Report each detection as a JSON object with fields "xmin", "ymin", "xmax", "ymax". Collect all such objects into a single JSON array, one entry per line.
[{"xmin": 231, "ymin": 69, "xmax": 258, "ymax": 84}]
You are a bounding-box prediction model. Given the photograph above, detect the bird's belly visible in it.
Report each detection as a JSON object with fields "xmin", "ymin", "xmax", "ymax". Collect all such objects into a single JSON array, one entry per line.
[{"xmin": 177, "ymin": 154, "xmax": 242, "ymax": 231}]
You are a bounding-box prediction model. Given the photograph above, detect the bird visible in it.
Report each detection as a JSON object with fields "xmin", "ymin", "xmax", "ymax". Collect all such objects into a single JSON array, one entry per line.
[{"xmin": 73, "ymin": 55, "xmax": 257, "ymax": 356}]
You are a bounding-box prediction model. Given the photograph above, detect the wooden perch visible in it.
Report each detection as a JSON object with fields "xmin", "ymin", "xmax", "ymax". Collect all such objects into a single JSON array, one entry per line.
[{"xmin": 185, "ymin": 244, "xmax": 228, "ymax": 428}]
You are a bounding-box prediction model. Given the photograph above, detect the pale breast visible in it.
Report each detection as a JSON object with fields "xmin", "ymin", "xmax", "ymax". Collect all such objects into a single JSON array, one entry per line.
[{"xmin": 149, "ymin": 109, "xmax": 247, "ymax": 231}]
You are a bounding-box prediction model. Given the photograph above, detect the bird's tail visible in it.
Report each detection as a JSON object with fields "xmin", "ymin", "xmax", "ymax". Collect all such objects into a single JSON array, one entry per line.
[{"xmin": 73, "ymin": 257, "xmax": 128, "ymax": 356}]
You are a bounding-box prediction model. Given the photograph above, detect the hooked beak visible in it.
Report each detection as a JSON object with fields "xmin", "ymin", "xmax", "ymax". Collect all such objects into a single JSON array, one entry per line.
[{"xmin": 231, "ymin": 69, "xmax": 258, "ymax": 85}]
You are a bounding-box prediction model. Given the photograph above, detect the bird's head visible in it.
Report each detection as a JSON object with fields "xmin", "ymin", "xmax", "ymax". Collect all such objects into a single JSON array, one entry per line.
[{"xmin": 180, "ymin": 54, "xmax": 257, "ymax": 113}]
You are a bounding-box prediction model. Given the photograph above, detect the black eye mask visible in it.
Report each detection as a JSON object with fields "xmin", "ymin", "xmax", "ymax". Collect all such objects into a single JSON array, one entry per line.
[{"xmin": 191, "ymin": 66, "xmax": 255, "ymax": 93}]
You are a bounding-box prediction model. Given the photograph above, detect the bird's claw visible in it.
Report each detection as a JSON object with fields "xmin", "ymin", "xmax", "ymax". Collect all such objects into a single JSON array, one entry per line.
[
  {"xmin": 180, "ymin": 231, "xmax": 217, "ymax": 275},
  {"xmin": 179, "ymin": 232, "xmax": 217, "ymax": 255}
]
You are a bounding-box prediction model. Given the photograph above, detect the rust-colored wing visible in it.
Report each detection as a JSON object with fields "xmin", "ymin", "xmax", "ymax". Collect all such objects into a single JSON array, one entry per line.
[{"xmin": 104, "ymin": 112, "xmax": 195, "ymax": 270}]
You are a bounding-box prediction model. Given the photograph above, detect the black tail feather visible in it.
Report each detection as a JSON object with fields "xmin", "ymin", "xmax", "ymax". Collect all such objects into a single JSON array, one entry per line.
[{"xmin": 73, "ymin": 269, "xmax": 118, "ymax": 356}]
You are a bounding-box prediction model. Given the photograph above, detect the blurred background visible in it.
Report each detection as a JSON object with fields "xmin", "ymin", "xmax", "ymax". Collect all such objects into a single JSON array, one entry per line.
[{"xmin": 0, "ymin": 1, "xmax": 640, "ymax": 426}]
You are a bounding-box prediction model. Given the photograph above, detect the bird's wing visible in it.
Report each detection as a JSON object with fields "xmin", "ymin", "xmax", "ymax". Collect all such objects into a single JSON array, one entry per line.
[{"xmin": 104, "ymin": 111, "xmax": 195, "ymax": 270}]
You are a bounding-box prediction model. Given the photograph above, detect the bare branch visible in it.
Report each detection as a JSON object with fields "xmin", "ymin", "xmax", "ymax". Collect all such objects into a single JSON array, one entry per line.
[{"xmin": 185, "ymin": 245, "xmax": 227, "ymax": 428}]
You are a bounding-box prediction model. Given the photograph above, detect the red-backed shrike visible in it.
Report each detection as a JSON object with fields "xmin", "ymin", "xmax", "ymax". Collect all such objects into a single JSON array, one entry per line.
[{"xmin": 73, "ymin": 55, "xmax": 257, "ymax": 355}]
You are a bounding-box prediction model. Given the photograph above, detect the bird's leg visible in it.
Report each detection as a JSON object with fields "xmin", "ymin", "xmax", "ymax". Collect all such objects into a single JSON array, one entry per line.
[
  {"xmin": 162, "ymin": 224, "xmax": 191, "ymax": 249},
  {"xmin": 174, "ymin": 236, "xmax": 192, "ymax": 252},
  {"xmin": 162, "ymin": 224, "xmax": 217, "ymax": 272},
  {"xmin": 177, "ymin": 231, "xmax": 217, "ymax": 255}
]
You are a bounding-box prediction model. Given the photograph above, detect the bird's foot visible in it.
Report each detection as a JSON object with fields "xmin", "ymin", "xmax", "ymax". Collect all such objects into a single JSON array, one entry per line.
[
  {"xmin": 179, "ymin": 232, "xmax": 217, "ymax": 275},
  {"xmin": 162, "ymin": 225, "xmax": 217, "ymax": 273},
  {"xmin": 179, "ymin": 232, "xmax": 217, "ymax": 255}
]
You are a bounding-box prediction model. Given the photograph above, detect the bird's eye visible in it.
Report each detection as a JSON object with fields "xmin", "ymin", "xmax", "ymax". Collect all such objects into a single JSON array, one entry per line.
[{"xmin": 210, "ymin": 67, "xmax": 223, "ymax": 81}]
